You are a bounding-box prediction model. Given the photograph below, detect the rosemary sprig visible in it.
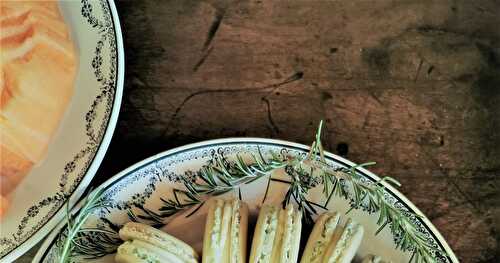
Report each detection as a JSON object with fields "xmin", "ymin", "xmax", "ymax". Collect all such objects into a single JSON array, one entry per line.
[
  {"xmin": 298, "ymin": 161, "xmax": 443, "ymax": 262},
  {"xmin": 59, "ymin": 187, "xmax": 111, "ymax": 263},
  {"xmin": 127, "ymin": 188, "xmax": 200, "ymax": 227},
  {"xmin": 182, "ymin": 149, "xmax": 286, "ymax": 199},
  {"xmin": 304, "ymin": 122, "xmax": 445, "ymax": 262},
  {"xmin": 69, "ymin": 227, "xmax": 121, "ymax": 259}
]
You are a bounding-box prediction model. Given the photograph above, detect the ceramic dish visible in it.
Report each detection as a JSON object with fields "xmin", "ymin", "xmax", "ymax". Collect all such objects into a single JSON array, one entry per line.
[
  {"xmin": 0, "ymin": 0, "xmax": 124, "ymax": 261},
  {"xmin": 34, "ymin": 138, "xmax": 458, "ymax": 262}
]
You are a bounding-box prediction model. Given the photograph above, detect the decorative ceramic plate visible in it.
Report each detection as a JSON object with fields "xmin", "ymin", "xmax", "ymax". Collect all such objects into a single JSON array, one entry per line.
[
  {"xmin": 0, "ymin": 0, "xmax": 123, "ymax": 261},
  {"xmin": 34, "ymin": 138, "xmax": 458, "ymax": 263}
]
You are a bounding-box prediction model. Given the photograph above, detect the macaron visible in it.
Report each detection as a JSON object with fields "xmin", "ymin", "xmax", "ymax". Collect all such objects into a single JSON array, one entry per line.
[
  {"xmin": 116, "ymin": 222, "xmax": 198, "ymax": 263},
  {"xmin": 249, "ymin": 204, "xmax": 302, "ymax": 263},
  {"xmin": 301, "ymin": 213, "xmax": 364, "ymax": 263},
  {"xmin": 203, "ymin": 199, "xmax": 249, "ymax": 263}
]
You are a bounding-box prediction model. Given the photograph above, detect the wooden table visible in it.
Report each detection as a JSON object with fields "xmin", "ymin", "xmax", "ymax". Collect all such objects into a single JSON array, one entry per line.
[{"xmin": 20, "ymin": 0, "xmax": 500, "ymax": 262}]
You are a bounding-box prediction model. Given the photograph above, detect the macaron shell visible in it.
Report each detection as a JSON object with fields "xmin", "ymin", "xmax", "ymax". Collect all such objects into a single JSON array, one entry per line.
[
  {"xmin": 249, "ymin": 205, "xmax": 279, "ymax": 263},
  {"xmin": 323, "ymin": 218, "xmax": 364, "ymax": 263},
  {"xmin": 115, "ymin": 252, "xmax": 149, "ymax": 263},
  {"xmin": 203, "ymin": 199, "xmax": 228, "ymax": 262},
  {"xmin": 270, "ymin": 206, "xmax": 287, "ymax": 262},
  {"xmin": 288, "ymin": 206, "xmax": 302, "ymax": 263},
  {"xmin": 115, "ymin": 240, "xmax": 185, "ymax": 263},
  {"xmin": 203, "ymin": 199, "xmax": 249, "ymax": 263},
  {"xmin": 274, "ymin": 204, "xmax": 302, "ymax": 263},
  {"xmin": 249, "ymin": 204, "xmax": 301, "ymax": 263},
  {"xmin": 219, "ymin": 200, "xmax": 233, "ymax": 260},
  {"xmin": 119, "ymin": 222, "xmax": 198, "ymax": 263},
  {"xmin": 203, "ymin": 199, "xmax": 219, "ymax": 262},
  {"xmin": 300, "ymin": 212, "xmax": 340, "ymax": 263}
]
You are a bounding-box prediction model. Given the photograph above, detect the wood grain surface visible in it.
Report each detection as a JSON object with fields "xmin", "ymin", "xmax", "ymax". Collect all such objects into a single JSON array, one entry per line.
[{"xmin": 20, "ymin": 0, "xmax": 500, "ymax": 262}]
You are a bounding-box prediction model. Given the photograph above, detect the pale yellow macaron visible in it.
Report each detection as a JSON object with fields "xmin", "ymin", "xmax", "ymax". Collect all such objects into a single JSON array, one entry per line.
[
  {"xmin": 301, "ymin": 213, "xmax": 364, "ymax": 263},
  {"xmin": 249, "ymin": 204, "xmax": 302, "ymax": 263},
  {"xmin": 203, "ymin": 199, "xmax": 249, "ymax": 263},
  {"xmin": 116, "ymin": 222, "xmax": 198, "ymax": 263}
]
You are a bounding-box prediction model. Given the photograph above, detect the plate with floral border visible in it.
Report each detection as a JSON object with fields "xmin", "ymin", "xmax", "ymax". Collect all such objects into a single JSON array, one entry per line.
[
  {"xmin": 34, "ymin": 138, "xmax": 458, "ymax": 263},
  {"xmin": 0, "ymin": 0, "xmax": 124, "ymax": 261}
]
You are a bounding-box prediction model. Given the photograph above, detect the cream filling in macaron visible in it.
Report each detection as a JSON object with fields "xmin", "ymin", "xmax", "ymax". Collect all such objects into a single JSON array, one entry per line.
[
  {"xmin": 251, "ymin": 205, "xmax": 279, "ymax": 262},
  {"xmin": 250, "ymin": 204, "xmax": 302, "ymax": 263},
  {"xmin": 204, "ymin": 199, "xmax": 246, "ymax": 263},
  {"xmin": 229, "ymin": 200, "xmax": 242, "ymax": 262},
  {"xmin": 275, "ymin": 204, "xmax": 302, "ymax": 262}
]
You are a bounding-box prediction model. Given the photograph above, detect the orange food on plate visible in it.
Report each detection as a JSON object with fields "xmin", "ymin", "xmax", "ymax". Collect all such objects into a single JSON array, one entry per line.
[{"xmin": 0, "ymin": 0, "xmax": 77, "ymax": 216}]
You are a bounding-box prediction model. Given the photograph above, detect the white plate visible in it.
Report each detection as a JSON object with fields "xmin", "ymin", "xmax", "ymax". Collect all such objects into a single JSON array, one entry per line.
[
  {"xmin": 0, "ymin": 0, "xmax": 124, "ymax": 261},
  {"xmin": 34, "ymin": 138, "xmax": 458, "ymax": 263}
]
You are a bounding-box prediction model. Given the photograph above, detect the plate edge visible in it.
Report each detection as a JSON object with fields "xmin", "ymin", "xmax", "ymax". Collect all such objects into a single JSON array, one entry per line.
[{"xmin": 2, "ymin": 0, "xmax": 125, "ymax": 261}]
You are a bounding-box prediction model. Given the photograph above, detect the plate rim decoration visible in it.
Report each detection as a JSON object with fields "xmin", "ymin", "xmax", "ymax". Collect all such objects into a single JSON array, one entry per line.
[
  {"xmin": 0, "ymin": 0, "xmax": 124, "ymax": 261},
  {"xmin": 34, "ymin": 137, "xmax": 459, "ymax": 263}
]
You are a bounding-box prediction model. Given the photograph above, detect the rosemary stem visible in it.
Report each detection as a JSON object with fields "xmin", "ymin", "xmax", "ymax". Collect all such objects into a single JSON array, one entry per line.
[{"xmin": 60, "ymin": 212, "xmax": 92, "ymax": 262}]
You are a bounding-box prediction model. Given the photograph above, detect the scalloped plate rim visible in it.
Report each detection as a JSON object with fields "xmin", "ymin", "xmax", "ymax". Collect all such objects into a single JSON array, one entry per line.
[
  {"xmin": 33, "ymin": 137, "xmax": 458, "ymax": 263},
  {"xmin": 0, "ymin": 0, "xmax": 124, "ymax": 261}
]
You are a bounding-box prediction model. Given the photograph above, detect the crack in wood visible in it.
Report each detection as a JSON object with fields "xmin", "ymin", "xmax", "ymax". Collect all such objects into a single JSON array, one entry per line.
[
  {"xmin": 193, "ymin": 6, "xmax": 227, "ymax": 72},
  {"xmin": 427, "ymin": 65, "xmax": 435, "ymax": 75},
  {"xmin": 449, "ymin": 179, "xmax": 482, "ymax": 212},
  {"xmin": 203, "ymin": 8, "xmax": 225, "ymax": 51},
  {"xmin": 193, "ymin": 46, "xmax": 214, "ymax": 72},
  {"xmin": 369, "ymin": 91, "xmax": 383, "ymax": 106},
  {"xmin": 414, "ymin": 58, "xmax": 423, "ymax": 82},
  {"xmin": 263, "ymin": 71, "xmax": 304, "ymax": 97},
  {"xmin": 163, "ymin": 71, "xmax": 304, "ymax": 136},
  {"xmin": 262, "ymin": 97, "xmax": 279, "ymax": 135}
]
